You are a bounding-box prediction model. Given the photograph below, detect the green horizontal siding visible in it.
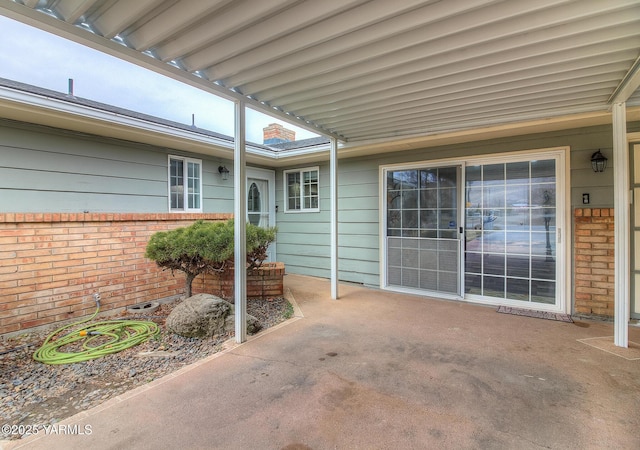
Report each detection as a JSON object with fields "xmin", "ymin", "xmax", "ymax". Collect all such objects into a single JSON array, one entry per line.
[
  {"xmin": 1, "ymin": 146, "xmax": 165, "ymax": 180},
  {"xmin": 276, "ymin": 159, "xmax": 381, "ymax": 287},
  {"xmin": 338, "ymin": 208, "xmax": 379, "ymax": 223},
  {"xmin": 282, "ymin": 255, "xmax": 329, "ymax": 272},
  {"xmin": 0, "ymin": 167, "xmax": 166, "ymax": 196},
  {"xmin": 337, "ymin": 233, "xmax": 380, "ymax": 248},
  {"xmin": 339, "ymin": 246, "xmax": 379, "ymax": 261},
  {"xmin": 338, "ymin": 258, "xmax": 379, "ymax": 276},
  {"xmin": 0, "ymin": 189, "xmax": 168, "ymax": 212},
  {"xmin": 278, "ymin": 232, "xmax": 378, "ymax": 249},
  {"xmin": 339, "ymin": 183, "xmax": 379, "ymax": 199},
  {"xmin": 277, "ymin": 243, "xmax": 378, "ymax": 263},
  {"xmin": 0, "ymin": 120, "xmax": 233, "ymax": 213},
  {"xmin": 277, "ymin": 243, "xmax": 328, "ymax": 258}
]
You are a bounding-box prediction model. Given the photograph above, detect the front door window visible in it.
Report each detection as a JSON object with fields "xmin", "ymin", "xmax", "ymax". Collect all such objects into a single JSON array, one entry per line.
[{"xmin": 248, "ymin": 182, "xmax": 261, "ymax": 226}]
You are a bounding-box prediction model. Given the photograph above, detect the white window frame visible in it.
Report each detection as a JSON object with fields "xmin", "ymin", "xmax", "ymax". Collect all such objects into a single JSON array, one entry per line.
[
  {"xmin": 283, "ymin": 166, "xmax": 320, "ymax": 213},
  {"xmin": 168, "ymin": 155, "xmax": 203, "ymax": 212}
]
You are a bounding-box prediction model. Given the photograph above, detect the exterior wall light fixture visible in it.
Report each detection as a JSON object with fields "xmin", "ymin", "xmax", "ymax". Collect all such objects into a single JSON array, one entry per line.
[
  {"xmin": 591, "ymin": 150, "xmax": 607, "ymax": 173},
  {"xmin": 218, "ymin": 165, "xmax": 230, "ymax": 180}
]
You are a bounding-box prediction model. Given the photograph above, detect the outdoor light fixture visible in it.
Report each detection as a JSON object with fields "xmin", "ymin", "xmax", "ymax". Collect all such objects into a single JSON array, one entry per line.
[
  {"xmin": 218, "ymin": 165, "xmax": 230, "ymax": 180},
  {"xmin": 590, "ymin": 150, "xmax": 607, "ymax": 173}
]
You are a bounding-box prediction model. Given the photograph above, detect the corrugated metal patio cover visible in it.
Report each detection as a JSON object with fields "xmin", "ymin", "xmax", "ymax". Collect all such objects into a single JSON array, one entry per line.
[{"xmin": 1, "ymin": 0, "xmax": 640, "ymax": 142}]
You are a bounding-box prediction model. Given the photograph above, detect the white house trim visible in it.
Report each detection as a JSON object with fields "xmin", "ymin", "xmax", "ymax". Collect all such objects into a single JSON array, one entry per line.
[
  {"xmin": 613, "ymin": 102, "xmax": 630, "ymax": 348},
  {"xmin": 330, "ymin": 137, "xmax": 339, "ymax": 300}
]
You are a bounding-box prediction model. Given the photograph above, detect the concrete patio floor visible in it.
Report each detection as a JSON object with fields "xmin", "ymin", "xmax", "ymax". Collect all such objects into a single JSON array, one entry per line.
[{"xmin": 5, "ymin": 274, "xmax": 640, "ymax": 450}]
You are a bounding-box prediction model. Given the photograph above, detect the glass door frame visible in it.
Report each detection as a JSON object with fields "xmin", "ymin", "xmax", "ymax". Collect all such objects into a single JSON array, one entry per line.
[
  {"xmin": 379, "ymin": 148, "xmax": 570, "ymax": 313},
  {"xmin": 380, "ymin": 160, "xmax": 466, "ymax": 300},
  {"xmin": 631, "ymin": 143, "xmax": 640, "ymax": 319}
]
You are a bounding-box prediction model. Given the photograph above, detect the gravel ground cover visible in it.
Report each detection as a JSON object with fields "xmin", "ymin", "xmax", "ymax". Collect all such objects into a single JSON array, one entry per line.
[{"xmin": 0, "ymin": 297, "xmax": 292, "ymax": 441}]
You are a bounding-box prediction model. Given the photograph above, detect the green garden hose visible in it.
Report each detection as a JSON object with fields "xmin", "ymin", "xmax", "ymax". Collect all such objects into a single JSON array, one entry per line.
[{"xmin": 33, "ymin": 304, "xmax": 159, "ymax": 365}]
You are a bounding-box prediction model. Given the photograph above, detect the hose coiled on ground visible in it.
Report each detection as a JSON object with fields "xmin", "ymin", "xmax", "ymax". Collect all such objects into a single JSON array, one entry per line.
[{"xmin": 33, "ymin": 305, "xmax": 159, "ymax": 365}]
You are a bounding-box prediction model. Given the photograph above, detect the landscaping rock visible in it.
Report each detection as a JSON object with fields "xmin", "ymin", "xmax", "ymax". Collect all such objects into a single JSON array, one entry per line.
[
  {"xmin": 166, "ymin": 293, "xmax": 262, "ymax": 338},
  {"xmin": 166, "ymin": 294, "xmax": 231, "ymax": 338}
]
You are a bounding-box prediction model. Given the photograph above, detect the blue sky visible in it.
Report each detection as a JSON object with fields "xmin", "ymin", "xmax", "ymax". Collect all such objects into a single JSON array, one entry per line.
[{"xmin": 0, "ymin": 15, "xmax": 317, "ymax": 144}]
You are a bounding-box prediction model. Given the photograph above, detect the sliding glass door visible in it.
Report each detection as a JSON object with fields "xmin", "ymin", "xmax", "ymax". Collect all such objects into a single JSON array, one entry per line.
[
  {"xmin": 385, "ymin": 165, "xmax": 462, "ymax": 296},
  {"xmin": 383, "ymin": 150, "xmax": 564, "ymax": 311},
  {"xmin": 464, "ymin": 159, "xmax": 557, "ymax": 305}
]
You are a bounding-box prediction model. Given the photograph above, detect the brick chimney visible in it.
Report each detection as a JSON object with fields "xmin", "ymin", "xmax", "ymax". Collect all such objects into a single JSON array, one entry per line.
[{"xmin": 263, "ymin": 123, "xmax": 296, "ymax": 145}]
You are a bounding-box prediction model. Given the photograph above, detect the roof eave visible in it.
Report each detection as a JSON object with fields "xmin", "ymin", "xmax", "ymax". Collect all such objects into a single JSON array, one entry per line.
[
  {"xmin": 0, "ymin": 83, "xmax": 279, "ymax": 162},
  {"xmin": 3, "ymin": 82, "xmax": 640, "ymax": 168}
]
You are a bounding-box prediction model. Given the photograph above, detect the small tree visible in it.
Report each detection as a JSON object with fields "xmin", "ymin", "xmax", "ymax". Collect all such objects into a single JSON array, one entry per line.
[
  {"xmin": 145, "ymin": 219, "xmax": 276, "ymax": 298},
  {"xmin": 246, "ymin": 220, "xmax": 276, "ymax": 269}
]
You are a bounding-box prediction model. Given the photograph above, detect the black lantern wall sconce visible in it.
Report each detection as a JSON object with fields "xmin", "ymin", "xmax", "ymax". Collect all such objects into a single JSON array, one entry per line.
[
  {"xmin": 218, "ymin": 165, "xmax": 230, "ymax": 180},
  {"xmin": 590, "ymin": 150, "xmax": 607, "ymax": 173}
]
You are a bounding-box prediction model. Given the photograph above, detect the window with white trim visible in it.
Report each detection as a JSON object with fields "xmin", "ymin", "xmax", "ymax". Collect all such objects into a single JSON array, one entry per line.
[
  {"xmin": 168, "ymin": 155, "xmax": 202, "ymax": 212},
  {"xmin": 284, "ymin": 167, "xmax": 319, "ymax": 212}
]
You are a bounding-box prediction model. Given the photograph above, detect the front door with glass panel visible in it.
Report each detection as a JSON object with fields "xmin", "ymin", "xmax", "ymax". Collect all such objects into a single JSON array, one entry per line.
[
  {"xmin": 247, "ymin": 168, "xmax": 276, "ymax": 262},
  {"xmin": 385, "ymin": 165, "xmax": 463, "ymax": 297}
]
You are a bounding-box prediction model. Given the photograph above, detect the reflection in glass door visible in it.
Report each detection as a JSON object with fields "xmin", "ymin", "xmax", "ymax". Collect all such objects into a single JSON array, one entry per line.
[
  {"xmin": 385, "ymin": 166, "xmax": 462, "ymax": 296},
  {"xmin": 464, "ymin": 159, "xmax": 557, "ymax": 305}
]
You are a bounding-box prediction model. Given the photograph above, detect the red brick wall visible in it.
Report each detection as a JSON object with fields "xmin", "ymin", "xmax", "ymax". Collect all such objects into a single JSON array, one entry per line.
[
  {"xmin": 193, "ymin": 262, "xmax": 285, "ymax": 300},
  {"xmin": 0, "ymin": 212, "xmax": 231, "ymax": 335},
  {"xmin": 574, "ymin": 208, "xmax": 615, "ymax": 316}
]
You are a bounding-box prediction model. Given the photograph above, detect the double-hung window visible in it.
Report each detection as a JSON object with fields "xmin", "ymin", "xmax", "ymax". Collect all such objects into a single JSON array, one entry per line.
[
  {"xmin": 169, "ymin": 155, "xmax": 202, "ymax": 212},
  {"xmin": 284, "ymin": 167, "xmax": 319, "ymax": 212}
]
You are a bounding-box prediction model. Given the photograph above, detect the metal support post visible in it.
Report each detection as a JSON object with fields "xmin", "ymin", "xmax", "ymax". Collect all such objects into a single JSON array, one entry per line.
[
  {"xmin": 234, "ymin": 101, "xmax": 247, "ymax": 343},
  {"xmin": 330, "ymin": 137, "xmax": 339, "ymax": 300},
  {"xmin": 613, "ymin": 101, "xmax": 629, "ymax": 348}
]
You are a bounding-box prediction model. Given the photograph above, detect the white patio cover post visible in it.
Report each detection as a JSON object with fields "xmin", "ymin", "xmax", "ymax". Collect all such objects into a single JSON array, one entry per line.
[
  {"xmin": 234, "ymin": 100, "xmax": 247, "ymax": 343},
  {"xmin": 330, "ymin": 137, "xmax": 339, "ymax": 300},
  {"xmin": 613, "ymin": 101, "xmax": 629, "ymax": 348}
]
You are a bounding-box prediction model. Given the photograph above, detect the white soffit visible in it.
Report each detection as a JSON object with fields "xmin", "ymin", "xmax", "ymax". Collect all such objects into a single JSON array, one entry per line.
[{"xmin": 1, "ymin": 0, "xmax": 640, "ymax": 146}]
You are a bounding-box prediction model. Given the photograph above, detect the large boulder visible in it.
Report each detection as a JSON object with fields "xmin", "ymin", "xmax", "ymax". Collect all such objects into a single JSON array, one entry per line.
[
  {"xmin": 225, "ymin": 305, "xmax": 262, "ymax": 335},
  {"xmin": 166, "ymin": 293, "xmax": 261, "ymax": 338}
]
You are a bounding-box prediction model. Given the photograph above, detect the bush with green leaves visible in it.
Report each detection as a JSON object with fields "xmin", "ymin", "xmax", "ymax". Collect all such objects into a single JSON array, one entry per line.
[{"xmin": 145, "ymin": 219, "xmax": 276, "ymax": 298}]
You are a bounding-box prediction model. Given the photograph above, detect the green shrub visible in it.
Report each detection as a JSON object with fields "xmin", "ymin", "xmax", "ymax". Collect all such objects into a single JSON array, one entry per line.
[{"xmin": 145, "ymin": 219, "xmax": 276, "ymax": 297}]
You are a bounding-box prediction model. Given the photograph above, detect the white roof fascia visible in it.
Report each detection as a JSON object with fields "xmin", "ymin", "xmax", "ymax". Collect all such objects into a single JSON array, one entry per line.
[
  {"xmin": 0, "ymin": 84, "xmax": 275, "ymax": 157},
  {"xmin": 271, "ymin": 144, "xmax": 333, "ymax": 159}
]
